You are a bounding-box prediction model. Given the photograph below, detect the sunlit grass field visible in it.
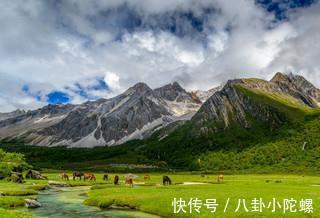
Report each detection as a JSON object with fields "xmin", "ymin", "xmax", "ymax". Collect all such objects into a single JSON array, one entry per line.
[
  {"xmin": 0, "ymin": 173, "xmax": 319, "ymax": 217},
  {"xmin": 85, "ymin": 173, "xmax": 320, "ymax": 217}
]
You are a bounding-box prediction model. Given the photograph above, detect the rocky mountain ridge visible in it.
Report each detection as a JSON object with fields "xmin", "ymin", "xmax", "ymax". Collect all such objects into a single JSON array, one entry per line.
[
  {"xmin": 1, "ymin": 72, "xmax": 319, "ymax": 148},
  {"xmin": 0, "ymin": 109, "xmax": 26, "ymax": 121},
  {"xmin": 0, "ymin": 82, "xmax": 201, "ymax": 147},
  {"xmin": 192, "ymin": 72, "xmax": 320, "ymax": 136}
]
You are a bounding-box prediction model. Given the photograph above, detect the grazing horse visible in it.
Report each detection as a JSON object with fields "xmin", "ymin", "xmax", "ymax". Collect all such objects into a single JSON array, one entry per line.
[
  {"xmin": 103, "ymin": 174, "xmax": 108, "ymax": 181},
  {"xmin": 144, "ymin": 174, "xmax": 150, "ymax": 181},
  {"xmin": 60, "ymin": 173, "xmax": 69, "ymax": 181},
  {"xmin": 84, "ymin": 173, "xmax": 96, "ymax": 181},
  {"xmin": 217, "ymin": 174, "xmax": 224, "ymax": 183},
  {"xmin": 73, "ymin": 172, "xmax": 84, "ymax": 181},
  {"xmin": 114, "ymin": 175, "xmax": 119, "ymax": 185},
  {"xmin": 125, "ymin": 177, "xmax": 133, "ymax": 187},
  {"xmin": 200, "ymin": 174, "xmax": 208, "ymax": 178},
  {"xmin": 163, "ymin": 176, "xmax": 172, "ymax": 186}
]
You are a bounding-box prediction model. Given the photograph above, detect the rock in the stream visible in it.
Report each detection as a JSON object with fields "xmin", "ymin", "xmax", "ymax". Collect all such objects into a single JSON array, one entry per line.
[
  {"xmin": 48, "ymin": 180, "xmax": 69, "ymax": 187},
  {"xmin": 25, "ymin": 199, "xmax": 41, "ymax": 208}
]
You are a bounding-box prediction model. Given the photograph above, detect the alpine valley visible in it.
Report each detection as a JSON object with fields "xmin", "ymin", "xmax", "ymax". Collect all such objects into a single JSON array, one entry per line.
[{"xmin": 2, "ymin": 72, "xmax": 320, "ymax": 172}]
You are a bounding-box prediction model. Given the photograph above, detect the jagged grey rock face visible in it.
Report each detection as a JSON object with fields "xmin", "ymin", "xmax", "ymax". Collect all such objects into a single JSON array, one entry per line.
[
  {"xmin": 192, "ymin": 83, "xmax": 225, "ymax": 103},
  {"xmin": 271, "ymin": 72, "xmax": 320, "ymax": 105},
  {"xmin": 0, "ymin": 82, "xmax": 201, "ymax": 147},
  {"xmin": 0, "ymin": 109, "xmax": 26, "ymax": 121},
  {"xmin": 154, "ymin": 82, "xmax": 194, "ymax": 102},
  {"xmin": 0, "ymin": 104, "xmax": 75, "ymax": 138},
  {"xmin": 194, "ymin": 80, "xmax": 257, "ymax": 131}
]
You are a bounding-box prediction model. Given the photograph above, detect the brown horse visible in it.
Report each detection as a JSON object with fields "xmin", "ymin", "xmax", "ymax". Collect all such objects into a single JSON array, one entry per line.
[
  {"xmin": 163, "ymin": 176, "xmax": 172, "ymax": 186},
  {"xmin": 114, "ymin": 175, "xmax": 119, "ymax": 185},
  {"xmin": 60, "ymin": 173, "xmax": 69, "ymax": 181},
  {"xmin": 144, "ymin": 174, "xmax": 150, "ymax": 181},
  {"xmin": 217, "ymin": 174, "xmax": 224, "ymax": 183},
  {"xmin": 84, "ymin": 173, "xmax": 96, "ymax": 181},
  {"xmin": 125, "ymin": 176, "xmax": 133, "ymax": 187},
  {"xmin": 73, "ymin": 172, "xmax": 84, "ymax": 181}
]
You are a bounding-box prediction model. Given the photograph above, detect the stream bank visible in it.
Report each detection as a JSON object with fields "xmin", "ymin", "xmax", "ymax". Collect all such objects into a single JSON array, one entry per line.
[{"xmin": 28, "ymin": 186, "xmax": 160, "ymax": 218}]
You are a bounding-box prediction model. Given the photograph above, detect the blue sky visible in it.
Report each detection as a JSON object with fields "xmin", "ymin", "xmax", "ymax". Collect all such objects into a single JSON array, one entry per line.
[
  {"xmin": 257, "ymin": 0, "xmax": 315, "ymax": 20},
  {"xmin": 0, "ymin": 0, "xmax": 320, "ymax": 111},
  {"xmin": 47, "ymin": 91, "xmax": 70, "ymax": 104}
]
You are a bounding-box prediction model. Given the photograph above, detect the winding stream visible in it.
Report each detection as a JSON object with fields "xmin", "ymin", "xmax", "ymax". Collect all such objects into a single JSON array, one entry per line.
[{"xmin": 28, "ymin": 186, "xmax": 159, "ymax": 218}]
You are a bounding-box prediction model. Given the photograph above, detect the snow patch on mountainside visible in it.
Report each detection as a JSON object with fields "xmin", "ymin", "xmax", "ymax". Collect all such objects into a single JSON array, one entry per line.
[
  {"xmin": 69, "ymin": 131, "xmax": 106, "ymax": 147},
  {"xmin": 114, "ymin": 117, "xmax": 165, "ymax": 145},
  {"xmin": 33, "ymin": 115, "xmax": 67, "ymax": 124}
]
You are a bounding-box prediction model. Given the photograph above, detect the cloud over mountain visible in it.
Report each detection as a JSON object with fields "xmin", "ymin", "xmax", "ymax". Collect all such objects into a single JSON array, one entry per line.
[{"xmin": 0, "ymin": 0, "xmax": 319, "ymax": 112}]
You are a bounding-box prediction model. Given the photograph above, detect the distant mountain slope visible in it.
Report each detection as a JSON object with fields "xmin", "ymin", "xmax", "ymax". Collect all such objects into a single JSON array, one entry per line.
[
  {"xmin": 154, "ymin": 72, "xmax": 320, "ymax": 145},
  {"xmin": 141, "ymin": 72, "xmax": 320, "ymax": 167},
  {"xmin": 0, "ymin": 82, "xmax": 201, "ymax": 147},
  {"xmin": 192, "ymin": 83, "xmax": 224, "ymax": 103},
  {"xmin": 193, "ymin": 73, "xmax": 320, "ymax": 131},
  {"xmin": 0, "ymin": 109, "xmax": 26, "ymax": 121}
]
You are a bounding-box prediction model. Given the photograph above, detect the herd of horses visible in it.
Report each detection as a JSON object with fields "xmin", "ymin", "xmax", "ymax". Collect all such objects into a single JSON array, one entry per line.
[
  {"xmin": 59, "ymin": 172, "xmax": 224, "ymax": 185},
  {"xmin": 59, "ymin": 172, "xmax": 174, "ymax": 185},
  {"xmin": 60, "ymin": 172, "xmax": 96, "ymax": 181}
]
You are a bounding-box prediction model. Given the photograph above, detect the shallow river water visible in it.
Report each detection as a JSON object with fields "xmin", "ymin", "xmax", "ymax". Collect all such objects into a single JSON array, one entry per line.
[{"xmin": 28, "ymin": 186, "xmax": 160, "ymax": 218}]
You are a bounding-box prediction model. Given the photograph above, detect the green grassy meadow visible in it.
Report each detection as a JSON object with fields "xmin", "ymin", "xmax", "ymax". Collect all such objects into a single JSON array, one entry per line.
[
  {"xmin": 84, "ymin": 173, "xmax": 320, "ymax": 217},
  {"xmin": 1, "ymin": 172, "xmax": 319, "ymax": 217}
]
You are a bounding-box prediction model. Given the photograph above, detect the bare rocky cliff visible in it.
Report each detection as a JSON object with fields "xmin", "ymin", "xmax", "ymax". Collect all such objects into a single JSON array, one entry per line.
[
  {"xmin": 0, "ymin": 82, "xmax": 201, "ymax": 147},
  {"xmin": 193, "ymin": 73, "xmax": 320, "ymax": 135}
]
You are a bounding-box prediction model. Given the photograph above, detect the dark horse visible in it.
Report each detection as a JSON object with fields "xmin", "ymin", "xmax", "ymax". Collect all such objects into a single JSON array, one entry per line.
[
  {"xmin": 73, "ymin": 172, "xmax": 84, "ymax": 180},
  {"xmin": 163, "ymin": 176, "xmax": 172, "ymax": 186},
  {"xmin": 114, "ymin": 175, "xmax": 119, "ymax": 185},
  {"xmin": 103, "ymin": 174, "xmax": 108, "ymax": 181}
]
